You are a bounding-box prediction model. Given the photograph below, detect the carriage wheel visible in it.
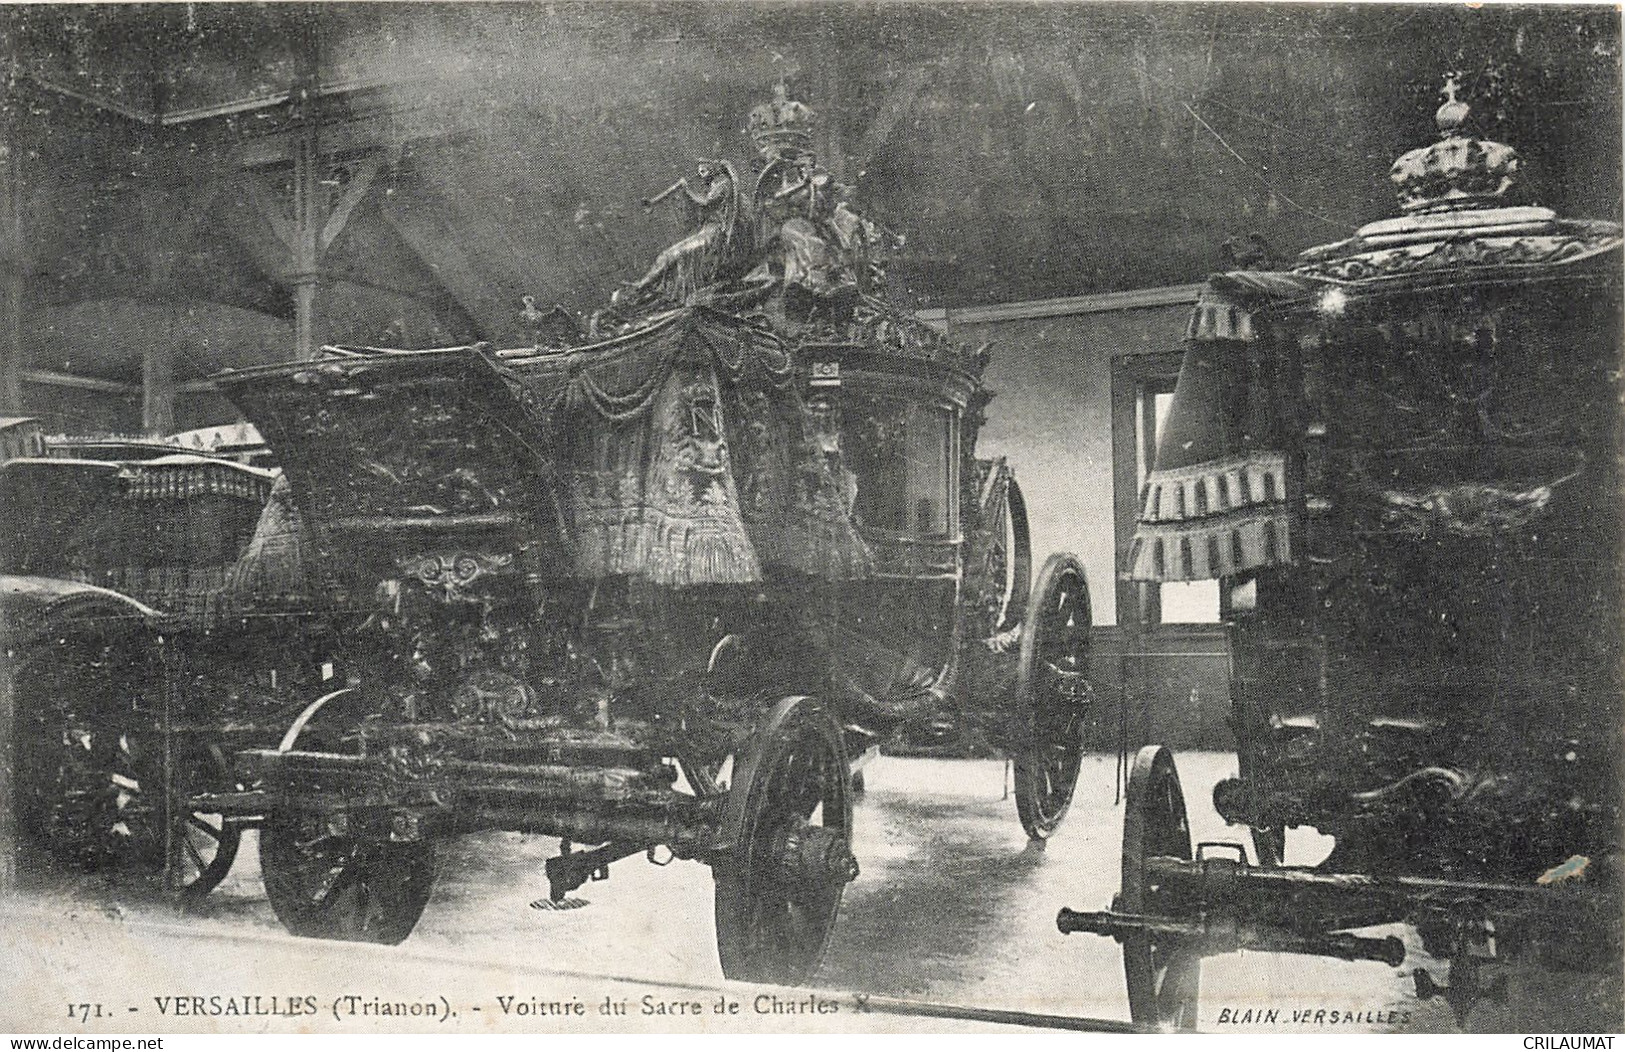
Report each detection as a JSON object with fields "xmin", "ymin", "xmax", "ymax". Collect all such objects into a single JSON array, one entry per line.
[
  {"xmin": 259, "ymin": 811, "xmax": 437, "ymax": 945},
  {"xmin": 1121, "ymin": 745, "xmax": 1201, "ymax": 1029},
  {"xmin": 1013, "ymin": 553, "xmax": 1092, "ymax": 840},
  {"xmin": 16, "ymin": 636, "xmax": 143, "ymax": 867},
  {"xmin": 258, "ymin": 687, "xmax": 436, "ymax": 945},
  {"xmin": 713, "ymin": 697, "xmax": 858, "ymax": 985},
  {"xmin": 20, "ymin": 713, "xmax": 240, "ymax": 899},
  {"xmin": 151, "ymin": 741, "xmax": 243, "ymax": 902},
  {"xmin": 14, "ymin": 635, "xmax": 237, "ymax": 898},
  {"xmin": 989, "ymin": 474, "xmax": 1034, "ymax": 634}
]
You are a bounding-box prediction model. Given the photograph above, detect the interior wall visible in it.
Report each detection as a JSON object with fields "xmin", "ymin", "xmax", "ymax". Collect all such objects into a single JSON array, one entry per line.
[
  {"xmin": 951, "ymin": 298, "xmax": 1195, "ymax": 627},
  {"xmin": 19, "ymin": 383, "xmax": 141, "ymax": 436},
  {"xmin": 947, "ymin": 293, "xmax": 1237, "ymax": 751}
]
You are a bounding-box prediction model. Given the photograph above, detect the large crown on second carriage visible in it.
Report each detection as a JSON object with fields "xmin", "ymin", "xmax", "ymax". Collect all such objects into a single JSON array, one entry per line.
[{"xmin": 1388, "ymin": 74, "xmax": 1522, "ymax": 212}]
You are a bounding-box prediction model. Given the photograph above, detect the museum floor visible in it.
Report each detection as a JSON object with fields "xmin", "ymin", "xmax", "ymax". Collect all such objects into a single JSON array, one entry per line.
[{"xmin": 3, "ymin": 754, "xmax": 1614, "ymax": 1034}]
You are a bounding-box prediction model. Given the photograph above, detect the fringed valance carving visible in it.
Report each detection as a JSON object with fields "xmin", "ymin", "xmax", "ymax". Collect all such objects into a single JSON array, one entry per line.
[
  {"xmin": 1185, "ymin": 293, "xmax": 1257, "ymax": 343},
  {"xmin": 1137, "ymin": 451, "xmax": 1287, "ymax": 524},
  {"xmin": 1129, "ymin": 451, "xmax": 1293, "ymax": 582},
  {"xmin": 498, "ymin": 311, "xmax": 871, "ymax": 586},
  {"xmin": 1128, "ymin": 505, "xmax": 1293, "ymax": 582}
]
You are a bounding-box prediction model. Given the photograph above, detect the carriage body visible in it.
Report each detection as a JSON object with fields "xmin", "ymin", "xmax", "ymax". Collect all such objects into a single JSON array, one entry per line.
[
  {"xmin": 214, "ymin": 312, "xmax": 997, "ymax": 764},
  {"xmin": 213, "ymin": 305, "xmax": 1091, "ymax": 977},
  {"xmin": 1163, "ymin": 257, "xmax": 1623, "ymax": 877},
  {"xmin": 1061, "ymin": 86, "xmax": 1623, "ymax": 1027}
]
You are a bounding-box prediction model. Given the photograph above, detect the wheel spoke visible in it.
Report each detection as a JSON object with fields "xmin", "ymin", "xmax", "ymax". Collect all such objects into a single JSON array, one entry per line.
[{"xmin": 182, "ymin": 832, "xmax": 208, "ymax": 872}]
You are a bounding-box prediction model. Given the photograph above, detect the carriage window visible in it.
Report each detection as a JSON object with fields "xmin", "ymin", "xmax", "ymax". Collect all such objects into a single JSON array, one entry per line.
[{"xmin": 845, "ymin": 396, "xmax": 954, "ymax": 539}]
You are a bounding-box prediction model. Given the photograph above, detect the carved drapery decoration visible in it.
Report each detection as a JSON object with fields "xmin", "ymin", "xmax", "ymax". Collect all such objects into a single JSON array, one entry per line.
[
  {"xmin": 564, "ymin": 364, "xmax": 760, "ymax": 586},
  {"xmin": 495, "ymin": 311, "xmax": 872, "ymax": 585},
  {"xmin": 223, "ymin": 472, "xmax": 316, "ymax": 609}
]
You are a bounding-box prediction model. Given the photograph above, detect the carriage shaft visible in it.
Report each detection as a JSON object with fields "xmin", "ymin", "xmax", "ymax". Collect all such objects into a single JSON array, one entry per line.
[
  {"xmin": 1056, "ymin": 907, "xmax": 1406, "ymax": 966},
  {"xmin": 463, "ymin": 803, "xmax": 717, "ymax": 853},
  {"xmin": 238, "ymin": 748, "xmax": 672, "ymax": 804},
  {"xmin": 1145, "ymin": 856, "xmax": 1574, "ymax": 914},
  {"xmin": 236, "ymin": 746, "xmax": 720, "ymax": 849}
]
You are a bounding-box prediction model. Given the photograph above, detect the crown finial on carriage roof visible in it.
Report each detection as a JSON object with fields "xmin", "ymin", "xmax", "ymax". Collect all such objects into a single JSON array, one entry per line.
[
  {"xmin": 747, "ymin": 78, "xmax": 816, "ymax": 156},
  {"xmin": 1388, "ymin": 74, "xmax": 1520, "ymax": 213},
  {"xmin": 1435, "ymin": 73, "xmax": 1471, "ymax": 134}
]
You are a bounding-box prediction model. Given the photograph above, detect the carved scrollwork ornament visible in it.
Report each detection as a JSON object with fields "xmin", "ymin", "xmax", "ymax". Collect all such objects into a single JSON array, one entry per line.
[{"xmin": 396, "ymin": 551, "xmax": 516, "ymax": 602}]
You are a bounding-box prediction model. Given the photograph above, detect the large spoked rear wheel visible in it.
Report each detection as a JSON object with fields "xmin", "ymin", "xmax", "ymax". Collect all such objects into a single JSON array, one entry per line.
[
  {"xmin": 1121, "ymin": 745, "xmax": 1201, "ymax": 1029},
  {"xmin": 1013, "ymin": 553, "xmax": 1093, "ymax": 840},
  {"xmin": 260, "ymin": 812, "xmax": 437, "ymax": 945},
  {"xmin": 713, "ymin": 697, "xmax": 858, "ymax": 985}
]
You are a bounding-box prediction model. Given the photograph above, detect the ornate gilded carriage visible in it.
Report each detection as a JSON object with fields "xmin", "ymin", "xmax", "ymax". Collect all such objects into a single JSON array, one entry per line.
[
  {"xmin": 1060, "ymin": 83, "xmax": 1623, "ymax": 1026},
  {"xmin": 209, "ymin": 87, "xmax": 1094, "ymax": 982}
]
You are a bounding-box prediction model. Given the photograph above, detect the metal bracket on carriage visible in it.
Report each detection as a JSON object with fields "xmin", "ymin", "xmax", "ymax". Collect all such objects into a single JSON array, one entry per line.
[
  {"xmin": 769, "ymin": 814, "xmax": 861, "ymax": 893},
  {"xmin": 1413, "ymin": 950, "xmax": 1509, "ymax": 1026},
  {"xmin": 1042, "ymin": 660, "xmax": 1093, "ymax": 707},
  {"xmin": 545, "ymin": 841, "xmax": 646, "ymax": 902},
  {"xmin": 828, "ymin": 670, "xmax": 938, "ymax": 735},
  {"xmin": 1210, "ymin": 776, "xmax": 1319, "ymax": 830}
]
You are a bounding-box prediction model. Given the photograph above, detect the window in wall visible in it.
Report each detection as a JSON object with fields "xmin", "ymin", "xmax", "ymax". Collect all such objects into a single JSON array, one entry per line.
[{"xmin": 1112, "ymin": 355, "xmax": 1221, "ymax": 626}]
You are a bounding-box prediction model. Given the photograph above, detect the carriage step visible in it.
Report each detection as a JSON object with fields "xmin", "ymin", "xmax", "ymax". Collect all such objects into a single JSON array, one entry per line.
[
  {"xmin": 529, "ymin": 896, "xmax": 590, "ymax": 911},
  {"xmin": 545, "ymin": 841, "xmax": 643, "ymax": 900}
]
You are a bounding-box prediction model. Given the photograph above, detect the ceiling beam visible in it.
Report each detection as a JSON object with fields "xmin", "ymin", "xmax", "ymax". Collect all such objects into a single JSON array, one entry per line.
[
  {"xmin": 319, "ymin": 154, "xmax": 383, "ymax": 253},
  {"xmin": 22, "ymin": 369, "xmax": 140, "ymax": 395}
]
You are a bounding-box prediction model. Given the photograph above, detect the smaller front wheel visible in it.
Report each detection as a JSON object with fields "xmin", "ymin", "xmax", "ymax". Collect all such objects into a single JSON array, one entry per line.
[
  {"xmin": 259, "ymin": 812, "xmax": 437, "ymax": 945},
  {"xmin": 1013, "ymin": 553, "xmax": 1093, "ymax": 840},
  {"xmin": 1121, "ymin": 745, "xmax": 1201, "ymax": 1029},
  {"xmin": 145, "ymin": 740, "xmax": 243, "ymax": 903},
  {"xmin": 713, "ymin": 697, "xmax": 857, "ymax": 985}
]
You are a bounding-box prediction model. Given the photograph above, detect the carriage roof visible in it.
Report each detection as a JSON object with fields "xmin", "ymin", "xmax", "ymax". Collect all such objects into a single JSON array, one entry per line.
[
  {"xmin": 215, "ymin": 305, "xmax": 982, "ymax": 594},
  {"xmin": 1134, "ymin": 85, "xmax": 1622, "ymax": 586}
]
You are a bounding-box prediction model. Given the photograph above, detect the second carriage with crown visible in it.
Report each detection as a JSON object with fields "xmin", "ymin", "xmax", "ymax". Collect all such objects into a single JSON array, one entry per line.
[
  {"xmin": 214, "ymin": 86, "xmax": 1095, "ymax": 981},
  {"xmin": 1058, "ymin": 81, "xmax": 1623, "ymax": 1027}
]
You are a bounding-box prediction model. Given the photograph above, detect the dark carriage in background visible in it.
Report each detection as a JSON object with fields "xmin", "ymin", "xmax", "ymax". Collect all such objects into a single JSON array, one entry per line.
[
  {"xmin": 1060, "ymin": 83, "xmax": 1623, "ymax": 1026},
  {"xmin": 211, "ymin": 86, "xmax": 1094, "ymax": 982},
  {"xmin": 0, "ymin": 442, "xmax": 342, "ymax": 900}
]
